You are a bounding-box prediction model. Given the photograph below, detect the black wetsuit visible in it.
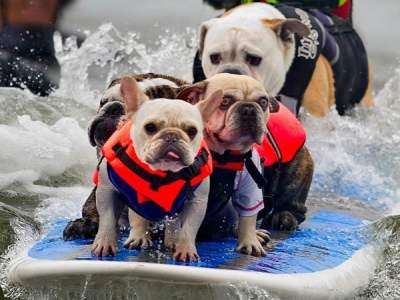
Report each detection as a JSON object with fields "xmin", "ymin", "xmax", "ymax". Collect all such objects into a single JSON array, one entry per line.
[{"xmin": 0, "ymin": 25, "xmax": 60, "ymax": 96}]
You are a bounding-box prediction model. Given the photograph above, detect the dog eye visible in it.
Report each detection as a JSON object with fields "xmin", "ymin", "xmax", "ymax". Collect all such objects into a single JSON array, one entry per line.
[
  {"xmin": 144, "ymin": 123, "xmax": 158, "ymax": 135},
  {"xmin": 220, "ymin": 96, "xmax": 235, "ymax": 110},
  {"xmin": 258, "ymin": 97, "xmax": 269, "ymax": 111},
  {"xmin": 210, "ymin": 53, "xmax": 221, "ymax": 64},
  {"xmin": 246, "ymin": 54, "xmax": 262, "ymax": 66},
  {"xmin": 186, "ymin": 126, "xmax": 198, "ymax": 140}
]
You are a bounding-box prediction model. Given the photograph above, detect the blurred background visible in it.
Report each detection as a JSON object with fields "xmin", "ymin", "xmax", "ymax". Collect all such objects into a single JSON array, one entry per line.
[{"xmin": 59, "ymin": 0, "xmax": 400, "ymax": 88}]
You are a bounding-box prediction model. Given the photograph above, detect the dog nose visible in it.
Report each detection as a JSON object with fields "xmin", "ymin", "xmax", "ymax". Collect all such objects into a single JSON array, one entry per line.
[
  {"xmin": 239, "ymin": 104, "xmax": 257, "ymax": 118},
  {"xmin": 163, "ymin": 133, "xmax": 179, "ymax": 144},
  {"xmin": 221, "ymin": 68, "xmax": 243, "ymax": 75}
]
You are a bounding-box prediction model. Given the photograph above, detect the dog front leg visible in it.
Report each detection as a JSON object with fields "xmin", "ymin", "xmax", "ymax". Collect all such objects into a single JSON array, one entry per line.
[
  {"xmin": 124, "ymin": 209, "xmax": 152, "ymax": 249},
  {"xmin": 236, "ymin": 215, "xmax": 266, "ymax": 257},
  {"xmin": 164, "ymin": 216, "xmax": 180, "ymax": 250},
  {"xmin": 92, "ymin": 163, "xmax": 122, "ymax": 256},
  {"xmin": 171, "ymin": 179, "xmax": 209, "ymax": 261}
]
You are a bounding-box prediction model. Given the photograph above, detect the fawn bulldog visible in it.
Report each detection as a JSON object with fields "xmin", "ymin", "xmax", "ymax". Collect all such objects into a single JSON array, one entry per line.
[
  {"xmin": 177, "ymin": 73, "xmax": 313, "ymax": 255},
  {"xmin": 91, "ymin": 76, "xmax": 222, "ymax": 261}
]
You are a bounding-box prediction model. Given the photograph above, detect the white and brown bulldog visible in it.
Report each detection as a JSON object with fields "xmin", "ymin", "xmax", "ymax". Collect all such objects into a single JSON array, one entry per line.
[{"xmin": 198, "ymin": 2, "xmax": 374, "ymax": 117}]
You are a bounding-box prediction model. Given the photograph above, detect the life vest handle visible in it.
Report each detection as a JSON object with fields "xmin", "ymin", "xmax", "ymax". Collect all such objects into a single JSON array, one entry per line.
[{"xmin": 110, "ymin": 143, "xmax": 209, "ymax": 191}]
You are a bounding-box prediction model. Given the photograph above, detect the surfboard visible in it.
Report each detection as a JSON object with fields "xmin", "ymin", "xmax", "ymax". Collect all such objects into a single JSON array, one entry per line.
[{"xmin": 8, "ymin": 210, "xmax": 378, "ymax": 299}]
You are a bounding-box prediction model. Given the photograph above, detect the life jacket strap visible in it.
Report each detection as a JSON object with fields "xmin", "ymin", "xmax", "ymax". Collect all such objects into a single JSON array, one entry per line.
[
  {"xmin": 112, "ymin": 142, "xmax": 209, "ymax": 191},
  {"xmin": 244, "ymin": 155, "xmax": 268, "ymax": 189},
  {"xmin": 211, "ymin": 150, "xmax": 251, "ymax": 165}
]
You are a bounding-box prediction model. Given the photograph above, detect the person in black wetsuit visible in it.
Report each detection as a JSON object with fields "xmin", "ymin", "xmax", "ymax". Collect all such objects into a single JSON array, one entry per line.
[{"xmin": 0, "ymin": 0, "xmax": 75, "ymax": 96}]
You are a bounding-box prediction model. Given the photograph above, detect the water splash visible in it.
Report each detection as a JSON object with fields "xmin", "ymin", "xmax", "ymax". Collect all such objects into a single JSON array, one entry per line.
[
  {"xmin": 0, "ymin": 23, "xmax": 399, "ymax": 299},
  {"xmin": 53, "ymin": 24, "xmax": 197, "ymax": 107},
  {"xmin": 304, "ymin": 67, "xmax": 400, "ymax": 209}
]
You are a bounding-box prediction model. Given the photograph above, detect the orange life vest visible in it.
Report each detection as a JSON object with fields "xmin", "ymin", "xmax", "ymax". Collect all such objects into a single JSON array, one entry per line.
[
  {"xmin": 101, "ymin": 120, "xmax": 213, "ymax": 221},
  {"xmin": 255, "ymin": 102, "xmax": 306, "ymax": 167}
]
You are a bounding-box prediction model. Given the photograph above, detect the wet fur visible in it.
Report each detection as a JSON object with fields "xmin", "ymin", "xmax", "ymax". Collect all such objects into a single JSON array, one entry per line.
[{"xmin": 261, "ymin": 147, "xmax": 313, "ymax": 230}]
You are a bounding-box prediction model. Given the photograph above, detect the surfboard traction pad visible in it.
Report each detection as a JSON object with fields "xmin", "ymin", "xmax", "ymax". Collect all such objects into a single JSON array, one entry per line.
[{"xmin": 28, "ymin": 210, "xmax": 368, "ymax": 274}]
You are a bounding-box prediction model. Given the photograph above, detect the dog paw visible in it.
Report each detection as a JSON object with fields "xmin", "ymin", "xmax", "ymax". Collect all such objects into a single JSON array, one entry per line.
[
  {"xmin": 163, "ymin": 236, "xmax": 176, "ymax": 249},
  {"xmin": 270, "ymin": 211, "xmax": 298, "ymax": 231},
  {"xmin": 255, "ymin": 229, "xmax": 271, "ymax": 245},
  {"xmin": 92, "ymin": 233, "xmax": 117, "ymax": 257},
  {"xmin": 236, "ymin": 235, "xmax": 266, "ymax": 257},
  {"xmin": 123, "ymin": 233, "xmax": 153, "ymax": 249},
  {"xmin": 173, "ymin": 243, "xmax": 200, "ymax": 262}
]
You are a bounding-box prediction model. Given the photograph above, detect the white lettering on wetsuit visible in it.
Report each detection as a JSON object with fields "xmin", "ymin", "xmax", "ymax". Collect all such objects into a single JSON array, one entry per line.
[{"xmin": 295, "ymin": 8, "xmax": 319, "ymax": 60}]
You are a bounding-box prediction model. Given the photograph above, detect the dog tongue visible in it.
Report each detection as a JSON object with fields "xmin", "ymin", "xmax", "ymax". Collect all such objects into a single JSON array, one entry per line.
[{"xmin": 166, "ymin": 151, "xmax": 180, "ymax": 159}]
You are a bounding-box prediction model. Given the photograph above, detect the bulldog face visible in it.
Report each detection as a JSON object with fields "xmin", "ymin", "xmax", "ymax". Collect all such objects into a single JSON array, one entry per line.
[
  {"xmin": 120, "ymin": 77, "xmax": 223, "ymax": 172},
  {"xmin": 178, "ymin": 73, "xmax": 277, "ymax": 154},
  {"xmin": 199, "ymin": 3, "xmax": 309, "ymax": 96},
  {"xmin": 132, "ymin": 99, "xmax": 204, "ymax": 172}
]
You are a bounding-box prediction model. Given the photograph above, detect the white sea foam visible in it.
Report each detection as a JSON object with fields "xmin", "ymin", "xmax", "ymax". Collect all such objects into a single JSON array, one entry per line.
[{"xmin": 0, "ymin": 24, "xmax": 399, "ymax": 299}]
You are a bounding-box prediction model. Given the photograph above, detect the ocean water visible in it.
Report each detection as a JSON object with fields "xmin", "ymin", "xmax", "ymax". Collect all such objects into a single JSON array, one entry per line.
[{"xmin": 0, "ymin": 0, "xmax": 399, "ymax": 299}]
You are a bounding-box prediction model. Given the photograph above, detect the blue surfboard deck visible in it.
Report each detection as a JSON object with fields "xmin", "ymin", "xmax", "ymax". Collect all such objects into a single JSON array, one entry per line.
[{"xmin": 28, "ymin": 210, "xmax": 368, "ymax": 274}]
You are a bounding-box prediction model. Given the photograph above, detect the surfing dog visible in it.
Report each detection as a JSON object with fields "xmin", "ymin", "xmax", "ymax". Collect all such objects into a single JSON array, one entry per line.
[
  {"xmin": 197, "ymin": 2, "xmax": 374, "ymax": 116},
  {"xmin": 63, "ymin": 74, "xmax": 191, "ymax": 242},
  {"xmin": 177, "ymin": 73, "xmax": 314, "ymax": 255},
  {"xmin": 91, "ymin": 76, "xmax": 222, "ymax": 261}
]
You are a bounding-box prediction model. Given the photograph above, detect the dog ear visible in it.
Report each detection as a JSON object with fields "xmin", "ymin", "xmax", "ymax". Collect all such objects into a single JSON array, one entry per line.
[
  {"xmin": 176, "ymin": 81, "xmax": 208, "ymax": 105},
  {"xmin": 262, "ymin": 18, "xmax": 310, "ymax": 42},
  {"xmin": 198, "ymin": 18, "xmax": 218, "ymax": 57},
  {"xmin": 196, "ymin": 89, "xmax": 223, "ymax": 123},
  {"xmin": 119, "ymin": 76, "xmax": 148, "ymax": 116}
]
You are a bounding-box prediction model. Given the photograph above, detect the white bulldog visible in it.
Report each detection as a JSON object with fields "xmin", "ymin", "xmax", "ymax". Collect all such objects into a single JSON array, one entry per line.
[{"xmin": 199, "ymin": 3, "xmax": 374, "ymax": 116}]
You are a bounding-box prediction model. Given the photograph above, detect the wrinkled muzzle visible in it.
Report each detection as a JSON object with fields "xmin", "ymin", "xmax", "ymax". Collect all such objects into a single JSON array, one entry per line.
[
  {"xmin": 144, "ymin": 130, "xmax": 195, "ymax": 171},
  {"xmin": 230, "ymin": 102, "xmax": 266, "ymax": 145}
]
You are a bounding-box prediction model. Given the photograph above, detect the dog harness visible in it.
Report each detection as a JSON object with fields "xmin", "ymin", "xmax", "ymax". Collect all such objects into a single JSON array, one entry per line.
[
  {"xmin": 273, "ymin": 3, "xmax": 367, "ymax": 115},
  {"xmin": 193, "ymin": 0, "xmax": 367, "ymax": 116},
  {"xmin": 98, "ymin": 120, "xmax": 213, "ymax": 221},
  {"xmin": 204, "ymin": 102, "xmax": 305, "ymax": 219}
]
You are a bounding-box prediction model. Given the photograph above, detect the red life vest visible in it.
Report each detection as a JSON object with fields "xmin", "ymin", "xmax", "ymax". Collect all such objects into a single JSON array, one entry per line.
[
  {"xmin": 100, "ymin": 120, "xmax": 213, "ymax": 221},
  {"xmin": 255, "ymin": 102, "xmax": 306, "ymax": 167},
  {"xmin": 333, "ymin": 0, "xmax": 352, "ymax": 20}
]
